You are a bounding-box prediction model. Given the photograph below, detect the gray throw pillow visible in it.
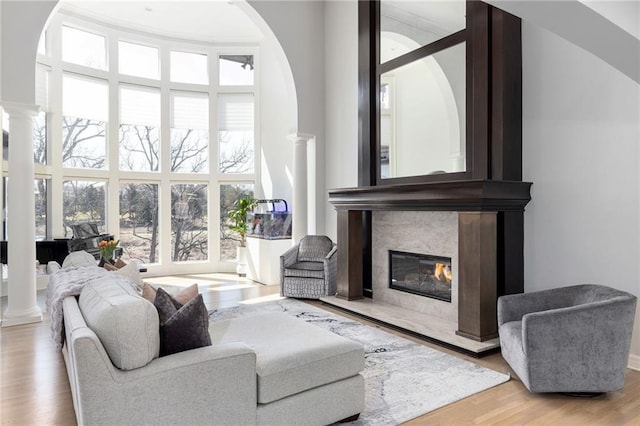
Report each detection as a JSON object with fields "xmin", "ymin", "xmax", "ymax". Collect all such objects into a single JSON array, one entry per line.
[{"xmin": 154, "ymin": 288, "xmax": 211, "ymax": 357}]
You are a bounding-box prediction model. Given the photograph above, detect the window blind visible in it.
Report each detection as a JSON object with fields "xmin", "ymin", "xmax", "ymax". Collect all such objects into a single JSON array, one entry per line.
[
  {"xmin": 120, "ymin": 85, "xmax": 160, "ymax": 126},
  {"xmin": 217, "ymin": 94, "xmax": 254, "ymax": 131},
  {"xmin": 171, "ymin": 92, "xmax": 208, "ymax": 130},
  {"xmin": 63, "ymin": 73, "xmax": 108, "ymax": 121}
]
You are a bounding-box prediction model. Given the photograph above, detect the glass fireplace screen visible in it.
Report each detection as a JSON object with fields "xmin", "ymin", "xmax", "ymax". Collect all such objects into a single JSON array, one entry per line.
[{"xmin": 389, "ymin": 250, "xmax": 452, "ymax": 302}]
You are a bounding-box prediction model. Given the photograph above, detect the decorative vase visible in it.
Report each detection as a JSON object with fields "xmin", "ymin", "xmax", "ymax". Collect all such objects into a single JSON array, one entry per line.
[
  {"xmin": 236, "ymin": 246, "xmax": 248, "ymax": 277},
  {"xmin": 98, "ymin": 256, "xmax": 114, "ymax": 267}
]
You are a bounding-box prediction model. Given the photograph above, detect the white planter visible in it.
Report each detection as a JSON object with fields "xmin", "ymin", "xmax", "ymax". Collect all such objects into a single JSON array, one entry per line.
[{"xmin": 236, "ymin": 246, "xmax": 248, "ymax": 277}]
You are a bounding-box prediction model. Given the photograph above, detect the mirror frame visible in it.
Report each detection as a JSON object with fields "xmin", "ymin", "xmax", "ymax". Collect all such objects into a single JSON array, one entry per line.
[{"xmin": 358, "ymin": 0, "xmax": 523, "ymax": 187}]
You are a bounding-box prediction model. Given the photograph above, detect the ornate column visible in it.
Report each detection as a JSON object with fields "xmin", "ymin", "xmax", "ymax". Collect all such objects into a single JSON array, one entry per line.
[
  {"xmin": 288, "ymin": 133, "xmax": 315, "ymax": 243},
  {"xmin": 1, "ymin": 102, "xmax": 42, "ymax": 327}
]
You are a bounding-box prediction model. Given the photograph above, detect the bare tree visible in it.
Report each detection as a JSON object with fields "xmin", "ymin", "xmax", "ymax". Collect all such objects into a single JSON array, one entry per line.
[
  {"xmin": 170, "ymin": 129, "xmax": 208, "ymax": 173},
  {"xmin": 33, "ymin": 113, "xmax": 47, "ymax": 165},
  {"xmin": 52, "ymin": 111, "xmax": 254, "ymax": 263},
  {"xmin": 119, "ymin": 124, "xmax": 159, "ymax": 171},
  {"xmin": 62, "ymin": 117, "xmax": 106, "ymax": 168},
  {"xmin": 171, "ymin": 184, "xmax": 207, "ymax": 262},
  {"xmin": 219, "ymin": 132, "xmax": 253, "ymax": 174}
]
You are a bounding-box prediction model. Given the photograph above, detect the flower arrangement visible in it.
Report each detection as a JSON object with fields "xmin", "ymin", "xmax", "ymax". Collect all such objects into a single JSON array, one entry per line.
[{"xmin": 99, "ymin": 239, "xmax": 120, "ymax": 262}]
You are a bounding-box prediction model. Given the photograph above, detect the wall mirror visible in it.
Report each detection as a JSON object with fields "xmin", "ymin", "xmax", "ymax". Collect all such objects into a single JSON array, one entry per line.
[{"xmin": 379, "ymin": 0, "xmax": 467, "ymax": 180}]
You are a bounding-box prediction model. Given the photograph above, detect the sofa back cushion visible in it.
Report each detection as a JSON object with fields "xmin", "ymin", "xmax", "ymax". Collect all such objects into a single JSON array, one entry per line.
[{"xmin": 79, "ymin": 276, "xmax": 159, "ymax": 370}]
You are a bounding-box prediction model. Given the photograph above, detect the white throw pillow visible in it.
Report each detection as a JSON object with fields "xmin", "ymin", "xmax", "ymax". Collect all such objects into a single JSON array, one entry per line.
[
  {"xmin": 62, "ymin": 251, "xmax": 97, "ymax": 269},
  {"xmin": 113, "ymin": 262, "xmax": 143, "ymax": 292}
]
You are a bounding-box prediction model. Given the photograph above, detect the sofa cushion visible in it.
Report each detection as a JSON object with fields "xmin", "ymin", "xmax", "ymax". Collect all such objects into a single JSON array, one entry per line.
[
  {"xmin": 79, "ymin": 276, "xmax": 159, "ymax": 370},
  {"xmin": 209, "ymin": 312, "xmax": 364, "ymax": 404},
  {"xmin": 284, "ymin": 262, "xmax": 324, "ymax": 279},
  {"xmin": 154, "ymin": 288, "xmax": 212, "ymax": 356}
]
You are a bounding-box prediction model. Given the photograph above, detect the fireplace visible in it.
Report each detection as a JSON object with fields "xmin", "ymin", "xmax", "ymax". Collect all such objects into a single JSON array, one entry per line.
[{"xmin": 389, "ymin": 250, "xmax": 452, "ymax": 302}]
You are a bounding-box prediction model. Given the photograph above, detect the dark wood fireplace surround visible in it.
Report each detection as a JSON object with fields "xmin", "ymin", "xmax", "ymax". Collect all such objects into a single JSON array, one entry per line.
[{"xmin": 328, "ymin": 1, "xmax": 531, "ymax": 343}]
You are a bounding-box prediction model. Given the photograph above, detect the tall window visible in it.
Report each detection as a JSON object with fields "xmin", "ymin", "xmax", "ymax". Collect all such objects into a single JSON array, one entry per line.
[
  {"xmin": 63, "ymin": 180, "xmax": 106, "ymax": 237},
  {"xmin": 62, "ymin": 74, "xmax": 108, "ymax": 169},
  {"xmin": 171, "ymin": 93, "xmax": 209, "ymax": 173},
  {"xmin": 170, "ymin": 51, "xmax": 208, "ymax": 84},
  {"xmin": 219, "ymin": 183, "xmax": 253, "ymax": 261},
  {"xmin": 218, "ymin": 94, "xmax": 254, "ymax": 174},
  {"xmin": 119, "ymin": 41, "xmax": 159, "ymax": 79},
  {"xmin": 62, "ymin": 25, "xmax": 107, "ymax": 69},
  {"xmin": 119, "ymin": 86, "xmax": 161, "ymax": 172},
  {"xmin": 35, "ymin": 17, "xmax": 257, "ymax": 271},
  {"xmin": 119, "ymin": 183, "xmax": 159, "ymax": 263},
  {"xmin": 171, "ymin": 184, "xmax": 208, "ymax": 261}
]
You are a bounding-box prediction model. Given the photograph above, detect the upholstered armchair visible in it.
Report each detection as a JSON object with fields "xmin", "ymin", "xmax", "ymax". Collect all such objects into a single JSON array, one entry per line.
[
  {"xmin": 280, "ymin": 235, "xmax": 337, "ymax": 299},
  {"xmin": 498, "ymin": 284, "xmax": 637, "ymax": 394}
]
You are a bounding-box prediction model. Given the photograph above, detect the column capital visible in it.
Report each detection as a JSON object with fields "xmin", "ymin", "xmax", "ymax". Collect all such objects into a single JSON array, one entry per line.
[
  {"xmin": 1, "ymin": 101, "xmax": 40, "ymax": 119},
  {"xmin": 287, "ymin": 133, "xmax": 315, "ymax": 144}
]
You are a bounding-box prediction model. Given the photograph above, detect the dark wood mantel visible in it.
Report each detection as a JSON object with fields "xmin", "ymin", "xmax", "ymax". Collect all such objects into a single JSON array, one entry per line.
[{"xmin": 328, "ymin": 180, "xmax": 532, "ymax": 212}]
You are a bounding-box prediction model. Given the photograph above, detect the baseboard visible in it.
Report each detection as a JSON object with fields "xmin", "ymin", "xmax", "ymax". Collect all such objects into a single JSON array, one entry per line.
[{"xmin": 628, "ymin": 354, "xmax": 640, "ymax": 371}]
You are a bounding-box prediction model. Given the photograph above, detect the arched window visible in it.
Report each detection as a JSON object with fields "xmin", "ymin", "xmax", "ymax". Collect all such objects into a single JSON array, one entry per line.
[{"xmin": 28, "ymin": 11, "xmax": 260, "ymax": 273}]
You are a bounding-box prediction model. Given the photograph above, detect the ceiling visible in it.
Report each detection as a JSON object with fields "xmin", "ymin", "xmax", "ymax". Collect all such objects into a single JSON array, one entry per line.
[{"xmin": 60, "ymin": 0, "xmax": 263, "ymax": 43}]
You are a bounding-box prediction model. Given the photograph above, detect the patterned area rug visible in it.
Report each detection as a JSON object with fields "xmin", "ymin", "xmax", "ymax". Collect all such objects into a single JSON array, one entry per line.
[{"xmin": 209, "ymin": 298, "xmax": 510, "ymax": 425}]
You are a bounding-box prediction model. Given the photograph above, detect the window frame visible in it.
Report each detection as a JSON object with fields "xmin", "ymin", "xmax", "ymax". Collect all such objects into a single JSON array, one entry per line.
[{"xmin": 32, "ymin": 12, "xmax": 260, "ymax": 274}]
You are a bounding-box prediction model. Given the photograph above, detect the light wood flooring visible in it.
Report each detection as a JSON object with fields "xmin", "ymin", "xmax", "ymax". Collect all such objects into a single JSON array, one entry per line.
[{"xmin": 1, "ymin": 273, "xmax": 639, "ymax": 425}]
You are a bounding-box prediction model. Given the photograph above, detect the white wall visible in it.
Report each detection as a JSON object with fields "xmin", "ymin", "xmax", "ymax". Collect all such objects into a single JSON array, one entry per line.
[
  {"xmin": 323, "ymin": 0, "xmax": 358, "ymax": 241},
  {"xmin": 582, "ymin": 0, "xmax": 640, "ymax": 39},
  {"xmin": 522, "ymin": 22, "xmax": 640, "ymax": 364},
  {"xmin": 258, "ymin": 33, "xmax": 297, "ymax": 204},
  {"xmin": 248, "ymin": 0, "xmax": 327, "ymax": 234},
  {"xmin": 0, "ymin": 0, "xmax": 55, "ymax": 104}
]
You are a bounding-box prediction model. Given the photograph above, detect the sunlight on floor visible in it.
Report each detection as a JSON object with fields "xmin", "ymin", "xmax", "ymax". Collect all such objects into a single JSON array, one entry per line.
[
  {"xmin": 142, "ymin": 272, "xmax": 281, "ymax": 310},
  {"xmin": 239, "ymin": 293, "xmax": 285, "ymax": 305},
  {"xmin": 144, "ymin": 273, "xmax": 253, "ymax": 288}
]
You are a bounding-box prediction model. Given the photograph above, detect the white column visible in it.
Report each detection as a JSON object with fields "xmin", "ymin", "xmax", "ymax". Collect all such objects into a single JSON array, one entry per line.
[
  {"xmin": 288, "ymin": 133, "xmax": 315, "ymax": 243},
  {"xmin": 1, "ymin": 102, "xmax": 42, "ymax": 327},
  {"xmin": 306, "ymin": 135, "xmax": 317, "ymax": 235}
]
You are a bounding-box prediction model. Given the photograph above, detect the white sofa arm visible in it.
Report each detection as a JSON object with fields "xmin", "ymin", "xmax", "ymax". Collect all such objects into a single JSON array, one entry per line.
[{"xmin": 71, "ymin": 328, "xmax": 257, "ymax": 426}]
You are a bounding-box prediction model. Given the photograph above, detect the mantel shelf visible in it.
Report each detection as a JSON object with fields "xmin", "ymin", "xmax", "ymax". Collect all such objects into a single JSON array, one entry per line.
[{"xmin": 328, "ymin": 180, "xmax": 532, "ymax": 212}]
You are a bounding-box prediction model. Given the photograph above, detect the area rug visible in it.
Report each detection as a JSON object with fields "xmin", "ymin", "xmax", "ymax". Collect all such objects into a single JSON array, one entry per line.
[{"xmin": 209, "ymin": 298, "xmax": 510, "ymax": 425}]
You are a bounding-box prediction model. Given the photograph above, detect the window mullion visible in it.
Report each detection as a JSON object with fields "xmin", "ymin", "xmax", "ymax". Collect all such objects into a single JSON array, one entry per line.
[
  {"xmin": 107, "ymin": 27, "xmax": 120, "ymax": 237},
  {"xmin": 159, "ymin": 44, "xmax": 172, "ymax": 267},
  {"xmin": 48, "ymin": 16, "xmax": 66, "ymax": 239}
]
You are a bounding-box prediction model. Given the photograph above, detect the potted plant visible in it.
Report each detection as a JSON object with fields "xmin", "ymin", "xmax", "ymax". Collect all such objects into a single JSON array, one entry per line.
[{"xmin": 228, "ymin": 194, "xmax": 257, "ymax": 276}]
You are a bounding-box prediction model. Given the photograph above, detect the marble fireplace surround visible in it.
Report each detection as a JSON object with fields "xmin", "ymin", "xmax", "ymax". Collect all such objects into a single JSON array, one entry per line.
[
  {"xmin": 373, "ymin": 211, "xmax": 458, "ymax": 323},
  {"xmin": 324, "ymin": 180, "xmax": 532, "ymax": 355}
]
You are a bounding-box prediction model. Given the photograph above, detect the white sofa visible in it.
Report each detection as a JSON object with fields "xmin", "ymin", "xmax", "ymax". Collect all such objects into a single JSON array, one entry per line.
[{"xmin": 61, "ymin": 276, "xmax": 365, "ymax": 425}]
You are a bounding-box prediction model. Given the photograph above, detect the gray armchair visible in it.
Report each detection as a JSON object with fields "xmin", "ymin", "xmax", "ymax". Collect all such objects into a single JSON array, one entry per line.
[
  {"xmin": 498, "ymin": 284, "xmax": 637, "ymax": 394},
  {"xmin": 280, "ymin": 235, "xmax": 337, "ymax": 299}
]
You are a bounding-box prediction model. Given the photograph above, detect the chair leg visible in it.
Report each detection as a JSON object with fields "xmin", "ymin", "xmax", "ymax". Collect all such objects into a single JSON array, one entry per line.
[
  {"xmin": 338, "ymin": 414, "xmax": 360, "ymax": 423},
  {"xmin": 562, "ymin": 392, "xmax": 605, "ymax": 398}
]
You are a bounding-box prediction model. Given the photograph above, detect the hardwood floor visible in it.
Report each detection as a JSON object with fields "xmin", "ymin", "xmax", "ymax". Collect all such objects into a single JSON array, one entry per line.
[{"xmin": 1, "ymin": 274, "xmax": 639, "ymax": 425}]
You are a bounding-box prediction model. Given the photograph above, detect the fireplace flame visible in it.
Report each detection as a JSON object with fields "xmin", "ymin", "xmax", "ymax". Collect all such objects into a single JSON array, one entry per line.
[{"xmin": 434, "ymin": 263, "xmax": 452, "ymax": 283}]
